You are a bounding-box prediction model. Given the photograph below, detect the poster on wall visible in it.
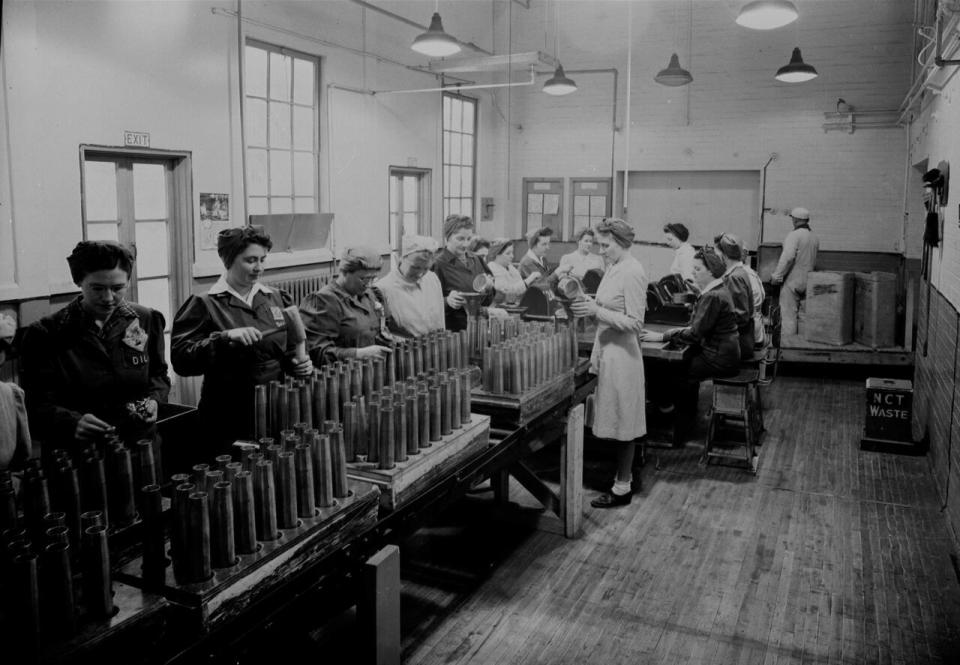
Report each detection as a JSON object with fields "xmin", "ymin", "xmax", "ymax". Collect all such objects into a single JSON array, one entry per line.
[{"xmin": 199, "ymin": 193, "xmax": 231, "ymax": 250}]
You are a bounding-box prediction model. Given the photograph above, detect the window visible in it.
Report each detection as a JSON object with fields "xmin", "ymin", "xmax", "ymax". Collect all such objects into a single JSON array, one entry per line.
[
  {"xmin": 245, "ymin": 41, "xmax": 319, "ymax": 216},
  {"xmin": 389, "ymin": 168, "xmax": 431, "ymax": 254},
  {"xmin": 442, "ymin": 93, "xmax": 477, "ymax": 220}
]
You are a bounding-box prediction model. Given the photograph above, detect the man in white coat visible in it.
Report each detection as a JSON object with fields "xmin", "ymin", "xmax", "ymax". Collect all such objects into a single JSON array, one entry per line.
[{"xmin": 771, "ymin": 207, "xmax": 819, "ymax": 336}]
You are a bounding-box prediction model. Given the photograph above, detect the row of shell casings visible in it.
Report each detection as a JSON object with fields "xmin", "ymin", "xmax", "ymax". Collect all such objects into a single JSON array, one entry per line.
[
  {"xmin": 466, "ymin": 317, "xmax": 562, "ymax": 360},
  {"xmin": 8, "ymin": 438, "xmax": 163, "ymax": 559},
  {"xmin": 253, "ymin": 332, "xmax": 470, "ymax": 445},
  {"xmin": 2, "ymin": 507, "xmax": 115, "ymax": 650},
  {"xmin": 169, "ymin": 426, "xmax": 349, "ymax": 585},
  {"xmin": 481, "ymin": 328, "xmax": 576, "ymax": 395},
  {"xmin": 344, "ymin": 368, "xmax": 473, "ymax": 470}
]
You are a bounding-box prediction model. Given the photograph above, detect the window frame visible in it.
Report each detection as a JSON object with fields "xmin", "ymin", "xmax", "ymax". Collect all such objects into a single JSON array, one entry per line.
[
  {"xmin": 441, "ymin": 92, "xmax": 478, "ymax": 222},
  {"xmin": 243, "ymin": 39, "xmax": 321, "ymax": 217},
  {"xmin": 388, "ymin": 167, "xmax": 432, "ymax": 254}
]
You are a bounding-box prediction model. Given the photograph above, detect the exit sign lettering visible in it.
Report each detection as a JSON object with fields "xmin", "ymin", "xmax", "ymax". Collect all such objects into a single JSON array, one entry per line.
[{"xmin": 123, "ymin": 131, "xmax": 150, "ymax": 148}]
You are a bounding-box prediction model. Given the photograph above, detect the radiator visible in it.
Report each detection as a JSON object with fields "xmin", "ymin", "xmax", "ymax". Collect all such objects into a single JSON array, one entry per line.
[{"xmin": 263, "ymin": 273, "xmax": 334, "ymax": 304}]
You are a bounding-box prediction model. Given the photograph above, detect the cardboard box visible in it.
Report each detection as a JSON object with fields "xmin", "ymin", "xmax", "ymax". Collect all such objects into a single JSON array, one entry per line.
[{"xmin": 804, "ymin": 271, "xmax": 854, "ymax": 345}]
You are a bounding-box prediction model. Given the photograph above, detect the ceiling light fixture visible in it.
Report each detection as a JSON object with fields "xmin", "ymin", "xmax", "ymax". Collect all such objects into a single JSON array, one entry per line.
[
  {"xmin": 775, "ymin": 46, "xmax": 818, "ymax": 82},
  {"xmin": 411, "ymin": 2, "xmax": 461, "ymax": 58},
  {"xmin": 542, "ymin": 0, "xmax": 576, "ymax": 95},
  {"xmin": 735, "ymin": 0, "xmax": 798, "ymax": 30},
  {"xmin": 655, "ymin": 53, "xmax": 693, "ymax": 87},
  {"xmin": 655, "ymin": 0, "xmax": 693, "ymax": 87}
]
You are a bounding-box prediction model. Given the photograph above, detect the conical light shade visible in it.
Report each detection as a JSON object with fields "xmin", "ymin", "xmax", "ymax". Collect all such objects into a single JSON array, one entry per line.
[
  {"xmin": 735, "ymin": 0, "xmax": 798, "ymax": 30},
  {"xmin": 411, "ymin": 12, "xmax": 461, "ymax": 57},
  {"xmin": 543, "ymin": 64, "xmax": 578, "ymax": 96},
  {"xmin": 775, "ymin": 47, "xmax": 818, "ymax": 83},
  {"xmin": 655, "ymin": 53, "xmax": 693, "ymax": 87}
]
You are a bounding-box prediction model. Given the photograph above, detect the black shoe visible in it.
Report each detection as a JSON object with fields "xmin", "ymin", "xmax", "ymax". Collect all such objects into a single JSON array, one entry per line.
[{"xmin": 591, "ymin": 491, "xmax": 632, "ymax": 508}]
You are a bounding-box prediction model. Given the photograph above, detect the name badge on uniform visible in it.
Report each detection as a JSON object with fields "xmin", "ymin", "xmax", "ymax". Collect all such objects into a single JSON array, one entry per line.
[
  {"xmin": 122, "ymin": 320, "xmax": 148, "ymax": 352},
  {"xmin": 270, "ymin": 306, "xmax": 285, "ymax": 328}
]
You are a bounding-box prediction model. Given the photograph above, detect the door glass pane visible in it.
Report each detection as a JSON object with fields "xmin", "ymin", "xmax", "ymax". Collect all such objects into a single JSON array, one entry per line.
[
  {"xmin": 293, "ymin": 59, "xmax": 314, "ymax": 105},
  {"xmin": 135, "ymin": 221, "xmax": 169, "ymax": 278},
  {"xmin": 390, "ymin": 176, "xmax": 400, "ymax": 212},
  {"xmin": 403, "ymin": 176, "xmax": 418, "ymax": 212},
  {"xmin": 247, "ymin": 149, "xmax": 268, "ymax": 196},
  {"xmin": 270, "ymin": 151, "xmax": 292, "ymax": 195},
  {"xmin": 293, "ymin": 152, "xmax": 314, "ymax": 196},
  {"xmin": 271, "ymin": 198, "xmax": 292, "ymax": 214},
  {"xmin": 245, "ymin": 46, "xmax": 267, "ymax": 98},
  {"xmin": 294, "ymin": 197, "xmax": 315, "ymax": 213},
  {"xmin": 87, "ymin": 222, "xmax": 119, "ymax": 242},
  {"xmin": 292, "ymin": 106, "xmax": 313, "ymax": 150},
  {"xmin": 137, "ymin": 277, "xmax": 171, "ymax": 327},
  {"xmin": 134, "ymin": 163, "xmax": 166, "ymax": 220},
  {"xmin": 84, "ymin": 161, "xmax": 118, "ymax": 221},
  {"xmin": 269, "ymin": 52, "xmax": 291, "ymax": 102},
  {"xmin": 248, "ymin": 99, "xmax": 267, "ymax": 146},
  {"xmin": 269, "ymin": 102, "xmax": 291, "ymax": 149},
  {"xmin": 403, "ymin": 213, "xmax": 417, "ymax": 236}
]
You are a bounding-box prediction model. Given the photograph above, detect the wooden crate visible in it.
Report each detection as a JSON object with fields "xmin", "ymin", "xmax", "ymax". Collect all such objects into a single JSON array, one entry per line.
[
  {"xmin": 854, "ymin": 271, "xmax": 897, "ymax": 348},
  {"xmin": 347, "ymin": 414, "xmax": 491, "ymax": 510},
  {"xmin": 804, "ymin": 271, "xmax": 855, "ymax": 345},
  {"xmin": 470, "ymin": 369, "xmax": 575, "ymax": 428},
  {"xmin": 116, "ymin": 480, "xmax": 380, "ymax": 631}
]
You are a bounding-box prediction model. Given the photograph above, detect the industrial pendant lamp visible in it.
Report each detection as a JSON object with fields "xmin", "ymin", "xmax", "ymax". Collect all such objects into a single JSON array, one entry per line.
[
  {"xmin": 775, "ymin": 46, "xmax": 817, "ymax": 82},
  {"xmin": 542, "ymin": 0, "xmax": 577, "ymax": 96},
  {"xmin": 411, "ymin": 2, "xmax": 461, "ymax": 58},
  {"xmin": 655, "ymin": 53, "xmax": 693, "ymax": 86},
  {"xmin": 654, "ymin": 0, "xmax": 693, "ymax": 87},
  {"xmin": 735, "ymin": 0, "xmax": 798, "ymax": 30}
]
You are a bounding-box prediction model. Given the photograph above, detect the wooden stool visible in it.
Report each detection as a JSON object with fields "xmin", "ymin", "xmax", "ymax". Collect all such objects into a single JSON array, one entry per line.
[{"xmin": 703, "ymin": 368, "xmax": 760, "ymax": 474}]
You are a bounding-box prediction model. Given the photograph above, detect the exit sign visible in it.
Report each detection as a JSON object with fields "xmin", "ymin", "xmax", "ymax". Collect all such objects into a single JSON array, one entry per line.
[{"xmin": 123, "ymin": 130, "xmax": 150, "ymax": 148}]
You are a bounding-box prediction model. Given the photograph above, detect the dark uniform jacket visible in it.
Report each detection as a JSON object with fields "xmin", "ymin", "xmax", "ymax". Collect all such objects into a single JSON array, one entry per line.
[
  {"xmin": 518, "ymin": 250, "xmax": 558, "ymax": 292},
  {"xmin": 675, "ymin": 282, "xmax": 741, "ymax": 379},
  {"xmin": 299, "ymin": 281, "xmax": 386, "ymax": 366},
  {"xmin": 20, "ymin": 298, "xmax": 170, "ymax": 450},
  {"xmin": 171, "ymin": 284, "xmax": 298, "ymax": 456},
  {"xmin": 722, "ymin": 264, "xmax": 755, "ymax": 361},
  {"xmin": 432, "ymin": 249, "xmax": 494, "ymax": 332}
]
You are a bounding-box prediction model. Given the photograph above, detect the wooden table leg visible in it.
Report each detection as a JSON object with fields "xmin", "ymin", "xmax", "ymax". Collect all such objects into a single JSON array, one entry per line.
[
  {"xmin": 360, "ymin": 544, "xmax": 401, "ymax": 665},
  {"xmin": 559, "ymin": 403, "xmax": 584, "ymax": 538}
]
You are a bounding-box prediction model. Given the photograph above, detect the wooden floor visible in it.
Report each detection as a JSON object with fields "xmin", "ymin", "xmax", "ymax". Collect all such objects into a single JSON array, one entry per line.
[{"xmin": 394, "ymin": 374, "xmax": 960, "ymax": 665}]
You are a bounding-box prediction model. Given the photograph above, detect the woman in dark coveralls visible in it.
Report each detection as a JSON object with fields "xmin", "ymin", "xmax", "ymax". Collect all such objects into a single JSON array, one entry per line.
[
  {"xmin": 171, "ymin": 227, "xmax": 313, "ymax": 459},
  {"xmin": 432, "ymin": 215, "xmax": 500, "ymax": 332},
  {"xmin": 642, "ymin": 249, "xmax": 740, "ymax": 428},
  {"xmin": 299, "ymin": 246, "xmax": 392, "ymax": 365},
  {"xmin": 20, "ymin": 241, "xmax": 170, "ymax": 451}
]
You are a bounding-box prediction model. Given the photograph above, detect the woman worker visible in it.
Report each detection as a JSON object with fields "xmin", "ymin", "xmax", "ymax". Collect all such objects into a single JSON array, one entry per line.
[
  {"xmin": 21, "ymin": 241, "xmax": 170, "ymax": 452},
  {"xmin": 373, "ymin": 236, "xmax": 445, "ymax": 338},
  {"xmin": 171, "ymin": 227, "xmax": 313, "ymax": 459},
  {"xmin": 433, "ymin": 215, "xmax": 499, "ymax": 332},
  {"xmin": 642, "ymin": 249, "xmax": 740, "ymax": 426},
  {"xmin": 663, "ymin": 223, "xmax": 696, "ymax": 284},
  {"xmin": 486, "ymin": 238, "xmax": 536, "ymax": 306},
  {"xmin": 557, "ymin": 227, "xmax": 605, "ymax": 280},
  {"xmin": 299, "ymin": 246, "xmax": 392, "ymax": 364},
  {"xmin": 570, "ymin": 219, "xmax": 647, "ymax": 509}
]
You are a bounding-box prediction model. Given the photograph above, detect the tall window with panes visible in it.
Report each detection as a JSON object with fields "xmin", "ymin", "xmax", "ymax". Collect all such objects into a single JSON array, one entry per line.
[
  {"xmin": 244, "ymin": 42, "xmax": 320, "ymax": 215},
  {"xmin": 442, "ymin": 94, "xmax": 477, "ymax": 220}
]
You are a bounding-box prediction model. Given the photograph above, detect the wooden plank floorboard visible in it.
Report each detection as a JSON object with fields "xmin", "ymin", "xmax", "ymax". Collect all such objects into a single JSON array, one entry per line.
[{"xmin": 394, "ymin": 375, "xmax": 960, "ymax": 665}]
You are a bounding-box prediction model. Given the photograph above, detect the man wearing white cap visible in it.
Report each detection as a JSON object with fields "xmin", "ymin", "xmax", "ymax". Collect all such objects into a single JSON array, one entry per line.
[
  {"xmin": 373, "ymin": 235, "xmax": 446, "ymax": 337},
  {"xmin": 771, "ymin": 207, "xmax": 819, "ymax": 336}
]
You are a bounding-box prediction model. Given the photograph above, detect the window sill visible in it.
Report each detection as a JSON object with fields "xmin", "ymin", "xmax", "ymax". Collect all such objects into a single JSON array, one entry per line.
[{"xmin": 192, "ymin": 248, "xmax": 336, "ymax": 278}]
